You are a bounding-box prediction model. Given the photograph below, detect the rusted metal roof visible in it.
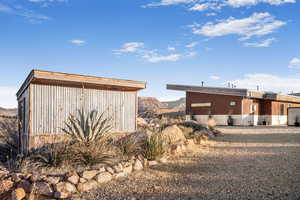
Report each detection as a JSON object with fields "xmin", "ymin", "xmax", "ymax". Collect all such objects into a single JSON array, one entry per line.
[
  {"xmin": 17, "ymin": 70, "xmax": 146, "ymax": 98},
  {"xmin": 167, "ymin": 84, "xmax": 300, "ymax": 103}
]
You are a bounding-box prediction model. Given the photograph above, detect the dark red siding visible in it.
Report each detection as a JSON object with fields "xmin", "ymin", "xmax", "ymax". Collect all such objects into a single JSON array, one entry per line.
[{"xmin": 186, "ymin": 92, "xmax": 243, "ymax": 115}]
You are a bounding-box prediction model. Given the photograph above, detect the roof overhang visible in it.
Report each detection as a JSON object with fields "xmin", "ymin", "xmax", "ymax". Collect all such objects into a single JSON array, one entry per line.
[
  {"xmin": 17, "ymin": 70, "xmax": 146, "ymax": 98},
  {"xmin": 167, "ymin": 84, "xmax": 300, "ymax": 104}
]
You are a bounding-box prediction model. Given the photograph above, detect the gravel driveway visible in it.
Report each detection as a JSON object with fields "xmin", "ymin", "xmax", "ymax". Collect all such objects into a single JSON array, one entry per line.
[{"xmin": 81, "ymin": 130, "xmax": 300, "ymax": 200}]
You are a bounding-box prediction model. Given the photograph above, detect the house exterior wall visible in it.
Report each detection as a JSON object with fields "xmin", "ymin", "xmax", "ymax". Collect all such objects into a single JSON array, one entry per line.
[{"xmin": 186, "ymin": 92, "xmax": 300, "ymax": 126}]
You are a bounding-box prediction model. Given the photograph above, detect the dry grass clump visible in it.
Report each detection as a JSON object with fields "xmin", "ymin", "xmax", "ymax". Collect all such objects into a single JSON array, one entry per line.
[
  {"xmin": 142, "ymin": 132, "xmax": 166, "ymax": 161},
  {"xmin": 117, "ymin": 135, "xmax": 141, "ymax": 157}
]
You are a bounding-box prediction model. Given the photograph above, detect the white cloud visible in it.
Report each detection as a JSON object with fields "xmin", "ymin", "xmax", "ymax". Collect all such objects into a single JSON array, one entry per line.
[
  {"xmin": 206, "ymin": 12, "xmax": 217, "ymax": 16},
  {"xmin": 145, "ymin": 0, "xmax": 195, "ymax": 7},
  {"xmin": 70, "ymin": 40, "xmax": 86, "ymax": 46},
  {"xmin": 189, "ymin": 3, "xmax": 209, "ymax": 11},
  {"xmin": 244, "ymin": 38, "xmax": 276, "ymax": 47},
  {"xmin": 229, "ymin": 74, "xmax": 300, "ymax": 93},
  {"xmin": 210, "ymin": 75, "xmax": 220, "ymax": 80},
  {"xmin": 144, "ymin": 0, "xmax": 295, "ymax": 10},
  {"xmin": 0, "ymin": 87, "xmax": 18, "ymax": 108},
  {"xmin": 227, "ymin": 0, "xmax": 295, "ymax": 7},
  {"xmin": 0, "ymin": 3, "xmax": 51, "ymax": 23},
  {"xmin": 186, "ymin": 42, "xmax": 198, "ymax": 48},
  {"xmin": 191, "ymin": 13, "xmax": 286, "ymax": 40},
  {"xmin": 143, "ymin": 53, "xmax": 182, "ymax": 63},
  {"xmin": 186, "ymin": 51, "xmax": 197, "ymax": 57},
  {"xmin": 114, "ymin": 42, "xmax": 144, "ymax": 53},
  {"xmin": 167, "ymin": 46, "xmax": 176, "ymax": 51},
  {"xmin": 289, "ymin": 57, "xmax": 300, "ymax": 69}
]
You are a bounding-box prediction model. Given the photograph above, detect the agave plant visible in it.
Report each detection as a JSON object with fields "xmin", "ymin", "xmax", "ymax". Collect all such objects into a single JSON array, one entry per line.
[{"xmin": 62, "ymin": 109, "xmax": 113, "ymax": 145}]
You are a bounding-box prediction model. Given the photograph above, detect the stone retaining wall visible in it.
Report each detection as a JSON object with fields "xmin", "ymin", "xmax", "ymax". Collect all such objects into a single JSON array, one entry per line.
[{"xmin": 0, "ymin": 138, "xmax": 207, "ymax": 200}]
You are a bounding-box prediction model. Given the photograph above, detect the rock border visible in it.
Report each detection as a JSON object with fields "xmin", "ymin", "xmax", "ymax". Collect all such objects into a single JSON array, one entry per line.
[{"xmin": 0, "ymin": 138, "xmax": 207, "ymax": 200}]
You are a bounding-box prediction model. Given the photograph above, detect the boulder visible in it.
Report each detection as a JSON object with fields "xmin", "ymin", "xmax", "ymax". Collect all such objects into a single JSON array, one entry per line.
[
  {"xmin": 113, "ymin": 164, "xmax": 123, "ymax": 173},
  {"xmin": 81, "ymin": 170, "xmax": 98, "ymax": 180},
  {"xmin": 161, "ymin": 125, "xmax": 186, "ymax": 144},
  {"xmin": 148, "ymin": 160, "xmax": 158, "ymax": 166},
  {"xmin": 137, "ymin": 117, "xmax": 148, "ymax": 127},
  {"xmin": 96, "ymin": 172, "xmax": 112, "ymax": 184},
  {"xmin": 54, "ymin": 192, "xmax": 69, "ymax": 199},
  {"xmin": 77, "ymin": 180, "xmax": 97, "ymax": 192},
  {"xmin": 115, "ymin": 172, "xmax": 126, "ymax": 178},
  {"xmin": 67, "ymin": 174, "xmax": 79, "ymax": 185},
  {"xmin": 11, "ymin": 188, "xmax": 26, "ymax": 200},
  {"xmin": 34, "ymin": 181, "xmax": 53, "ymax": 197},
  {"xmin": 106, "ymin": 167, "xmax": 115, "ymax": 175},
  {"xmin": 133, "ymin": 159, "xmax": 143, "ymax": 171},
  {"xmin": 123, "ymin": 165, "xmax": 133, "ymax": 175},
  {"xmin": 44, "ymin": 176, "xmax": 61, "ymax": 185},
  {"xmin": 17, "ymin": 180, "xmax": 32, "ymax": 193},
  {"xmin": 0, "ymin": 178, "xmax": 14, "ymax": 194},
  {"xmin": 207, "ymin": 118, "xmax": 216, "ymax": 129},
  {"xmin": 55, "ymin": 182, "xmax": 77, "ymax": 194}
]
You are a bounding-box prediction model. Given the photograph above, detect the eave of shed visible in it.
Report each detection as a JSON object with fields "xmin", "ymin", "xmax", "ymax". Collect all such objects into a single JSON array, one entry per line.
[{"xmin": 17, "ymin": 70, "xmax": 146, "ymax": 98}]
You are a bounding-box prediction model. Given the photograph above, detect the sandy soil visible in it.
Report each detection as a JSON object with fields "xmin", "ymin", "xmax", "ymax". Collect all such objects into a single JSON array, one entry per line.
[{"xmin": 80, "ymin": 130, "xmax": 300, "ymax": 200}]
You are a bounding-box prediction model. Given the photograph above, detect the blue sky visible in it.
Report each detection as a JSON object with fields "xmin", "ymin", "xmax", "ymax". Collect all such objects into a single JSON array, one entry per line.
[{"xmin": 0, "ymin": 0, "xmax": 300, "ymax": 108}]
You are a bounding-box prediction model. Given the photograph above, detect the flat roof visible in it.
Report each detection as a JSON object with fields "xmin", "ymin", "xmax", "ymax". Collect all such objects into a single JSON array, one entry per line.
[
  {"xmin": 167, "ymin": 84, "xmax": 300, "ymax": 104},
  {"xmin": 17, "ymin": 70, "xmax": 146, "ymax": 98}
]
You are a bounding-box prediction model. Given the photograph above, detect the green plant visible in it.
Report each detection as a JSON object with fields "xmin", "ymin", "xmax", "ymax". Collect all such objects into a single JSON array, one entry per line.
[
  {"xmin": 118, "ymin": 135, "xmax": 141, "ymax": 156},
  {"xmin": 0, "ymin": 118, "xmax": 19, "ymax": 162},
  {"xmin": 31, "ymin": 143, "xmax": 67, "ymax": 168},
  {"xmin": 69, "ymin": 142, "xmax": 112, "ymax": 166},
  {"xmin": 62, "ymin": 109, "xmax": 112, "ymax": 145},
  {"xmin": 142, "ymin": 132, "xmax": 166, "ymax": 161}
]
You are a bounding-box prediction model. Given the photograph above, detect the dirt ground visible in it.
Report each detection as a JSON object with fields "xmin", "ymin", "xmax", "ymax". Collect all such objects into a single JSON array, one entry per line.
[{"xmin": 81, "ymin": 130, "xmax": 300, "ymax": 200}]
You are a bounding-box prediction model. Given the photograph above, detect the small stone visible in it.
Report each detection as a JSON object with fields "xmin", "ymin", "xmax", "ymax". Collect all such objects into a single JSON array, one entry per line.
[
  {"xmin": 67, "ymin": 174, "xmax": 79, "ymax": 185},
  {"xmin": 34, "ymin": 181, "xmax": 53, "ymax": 197},
  {"xmin": 115, "ymin": 172, "xmax": 126, "ymax": 178},
  {"xmin": 12, "ymin": 188, "xmax": 26, "ymax": 200},
  {"xmin": 81, "ymin": 170, "xmax": 98, "ymax": 180},
  {"xmin": 133, "ymin": 159, "xmax": 143, "ymax": 171},
  {"xmin": 44, "ymin": 176, "xmax": 61, "ymax": 185},
  {"xmin": 149, "ymin": 160, "xmax": 159, "ymax": 166},
  {"xmin": 123, "ymin": 165, "xmax": 133, "ymax": 175},
  {"xmin": 79, "ymin": 178, "xmax": 87, "ymax": 183},
  {"xmin": 54, "ymin": 191, "xmax": 69, "ymax": 199},
  {"xmin": 17, "ymin": 180, "xmax": 32, "ymax": 193},
  {"xmin": 106, "ymin": 167, "xmax": 115, "ymax": 175},
  {"xmin": 11, "ymin": 173, "xmax": 24, "ymax": 182},
  {"xmin": 98, "ymin": 167, "xmax": 106, "ymax": 173},
  {"xmin": 96, "ymin": 172, "xmax": 112, "ymax": 184},
  {"xmin": 113, "ymin": 164, "xmax": 123, "ymax": 173},
  {"xmin": 143, "ymin": 158, "xmax": 148, "ymax": 167},
  {"xmin": 30, "ymin": 173, "xmax": 40, "ymax": 182},
  {"xmin": 55, "ymin": 182, "xmax": 77, "ymax": 193},
  {"xmin": 159, "ymin": 157, "xmax": 168, "ymax": 163},
  {"xmin": 77, "ymin": 180, "xmax": 98, "ymax": 192}
]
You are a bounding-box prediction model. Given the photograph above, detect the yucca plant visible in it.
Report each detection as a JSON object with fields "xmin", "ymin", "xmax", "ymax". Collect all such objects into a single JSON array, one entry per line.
[
  {"xmin": 62, "ymin": 109, "xmax": 112, "ymax": 145},
  {"xmin": 142, "ymin": 132, "xmax": 166, "ymax": 161}
]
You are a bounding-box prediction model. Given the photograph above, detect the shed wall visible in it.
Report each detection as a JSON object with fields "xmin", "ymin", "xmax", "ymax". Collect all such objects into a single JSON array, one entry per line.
[{"xmin": 30, "ymin": 84, "xmax": 137, "ymax": 135}]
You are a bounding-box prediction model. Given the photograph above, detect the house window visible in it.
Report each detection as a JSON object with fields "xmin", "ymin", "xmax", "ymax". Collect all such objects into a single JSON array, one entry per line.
[
  {"xmin": 250, "ymin": 104, "xmax": 256, "ymax": 113},
  {"xmin": 229, "ymin": 101, "xmax": 236, "ymax": 106},
  {"xmin": 280, "ymin": 104, "xmax": 285, "ymax": 115}
]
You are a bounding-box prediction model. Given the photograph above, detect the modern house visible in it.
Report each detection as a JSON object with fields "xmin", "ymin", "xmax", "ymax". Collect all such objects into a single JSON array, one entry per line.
[
  {"xmin": 167, "ymin": 84, "xmax": 300, "ymax": 126},
  {"xmin": 17, "ymin": 70, "xmax": 146, "ymax": 152}
]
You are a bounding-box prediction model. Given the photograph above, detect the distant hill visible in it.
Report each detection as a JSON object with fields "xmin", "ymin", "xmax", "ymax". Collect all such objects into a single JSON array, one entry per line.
[
  {"xmin": 0, "ymin": 107, "xmax": 17, "ymax": 117},
  {"xmin": 138, "ymin": 97, "xmax": 185, "ymax": 117}
]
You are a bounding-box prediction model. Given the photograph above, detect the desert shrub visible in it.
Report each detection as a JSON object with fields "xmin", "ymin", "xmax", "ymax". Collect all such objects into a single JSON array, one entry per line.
[
  {"xmin": 68, "ymin": 142, "xmax": 113, "ymax": 166},
  {"xmin": 62, "ymin": 109, "xmax": 112, "ymax": 145},
  {"xmin": 117, "ymin": 135, "xmax": 141, "ymax": 156},
  {"xmin": 31, "ymin": 143, "xmax": 68, "ymax": 168},
  {"xmin": 0, "ymin": 118, "xmax": 19, "ymax": 162},
  {"xmin": 142, "ymin": 132, "xmax": 166, "ymax": 161}
]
